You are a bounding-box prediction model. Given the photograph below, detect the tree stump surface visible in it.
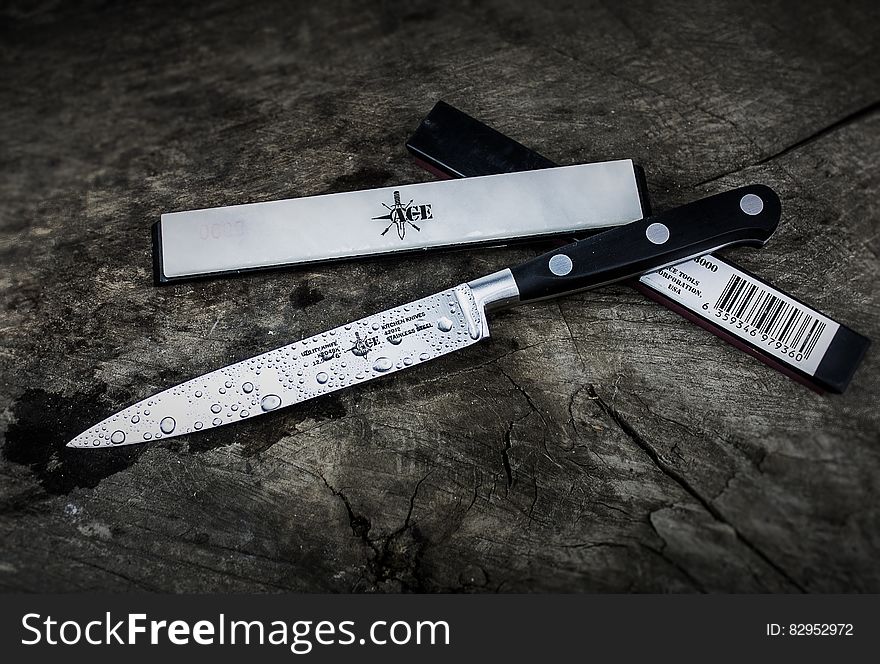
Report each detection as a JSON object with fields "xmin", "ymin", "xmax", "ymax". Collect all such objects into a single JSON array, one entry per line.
[{"xmin": 1, "ymin": 0, "xmax": 878, "ymax": 592}]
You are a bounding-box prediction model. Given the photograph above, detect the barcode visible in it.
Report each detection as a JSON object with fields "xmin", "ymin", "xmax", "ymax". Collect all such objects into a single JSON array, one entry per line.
[{"xmin": 715, "ymin": 275, "xmax": 827, "ymax": 360}]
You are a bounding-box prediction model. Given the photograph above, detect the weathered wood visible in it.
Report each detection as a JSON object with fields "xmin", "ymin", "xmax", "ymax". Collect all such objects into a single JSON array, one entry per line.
[{"xmin": 0, "ymin": 0, "xmax": 878, "ymax": 592}]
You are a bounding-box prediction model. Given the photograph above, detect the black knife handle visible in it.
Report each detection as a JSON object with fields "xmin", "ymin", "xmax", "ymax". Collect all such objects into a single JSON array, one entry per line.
[{"xmin": 509, "ymin": 184, "xmax": 781, "ymax": 303}]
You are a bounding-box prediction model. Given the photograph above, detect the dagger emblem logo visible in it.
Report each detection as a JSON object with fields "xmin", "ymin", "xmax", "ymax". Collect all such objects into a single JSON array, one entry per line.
[
  {"xmin": 372, "ymin": 190, "xmax": 433, "ymax": 240},
  {"xmin": 346, "ymin": 331, "xmax": 379, "ymax": 357}
]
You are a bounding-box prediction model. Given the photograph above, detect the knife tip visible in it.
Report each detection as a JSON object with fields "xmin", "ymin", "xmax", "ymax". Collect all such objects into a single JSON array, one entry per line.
[{"xmin": 65, "ymin": 433, "xmax": 94, "ymax": 449}]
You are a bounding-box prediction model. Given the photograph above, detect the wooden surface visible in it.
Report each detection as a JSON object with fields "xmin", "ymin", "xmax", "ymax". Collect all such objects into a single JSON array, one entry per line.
[{"xmin": 1, "ymin": 0, "xmax": 878, "ymax": 592}]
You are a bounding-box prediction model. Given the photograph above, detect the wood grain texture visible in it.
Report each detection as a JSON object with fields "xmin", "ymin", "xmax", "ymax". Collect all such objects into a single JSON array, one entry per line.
[{"xmin": 0, "ymin": 0, "xmax": 878, "ymax": 592}]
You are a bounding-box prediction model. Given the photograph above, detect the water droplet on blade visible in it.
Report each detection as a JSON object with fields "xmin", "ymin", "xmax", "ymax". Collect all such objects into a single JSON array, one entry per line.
[
  {"xmin": 194, "ymin": 421, "xmax": 203, "ymax": 430},
  {"xmin": 211, "ymin": 403, "xmax": 222, "ymax": 413},
  {"xmin": 261, "ymin": 395, "xmax": 282, "ymax": 411},
  {"xmin": 212, "ymin": 418, "xmax": 222, "ymax": 426},
  {"xmin": 372, "ymin": 357, "xmax": 393, "ymax": 372},
  {"xmin": 316, "ymin": 372, "xmax": 329, "ymax": 384},
  {"xmin": 130, "ymin": 415, "xmax": 140, "ymax": 424},
  {"xmin": 419, "ymin": 352, "xmax": 431, "ymax": 361},
  {"xmin": 110, "ymin": 430, "xmax": 125, "ymax": 444},
  {"xmin": 159, "ymin": 417, "xmax": 176, "ymax": 434},
  {"xmin": 194, "ymin": 391, "xmax": 202, "ymax": 398},
  {"xmin": 242, "ymin": 382, "xmax": 254, "ymax": 393},
  {"xmin": 143, "ymin": 432, "xmax": 152, "ymax": 440},
  {"xmin": 437, "ymin": 317, "xmax": 453, "ymax": 332}
]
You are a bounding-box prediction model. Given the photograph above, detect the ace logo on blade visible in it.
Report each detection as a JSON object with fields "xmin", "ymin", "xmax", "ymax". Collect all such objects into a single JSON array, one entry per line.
[
  {"xmin": 372, "ymin": 191, "xmax": 433, "ymax": 240},
  {"xmin": 346, "ymin": 331, "xmax": 379, "ymax": 357}
]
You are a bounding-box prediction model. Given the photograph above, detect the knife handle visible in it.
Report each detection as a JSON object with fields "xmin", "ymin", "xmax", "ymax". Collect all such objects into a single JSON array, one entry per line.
[{"xmin": 509, "ymin": 184, "xmax": 781, "ymax": 303}]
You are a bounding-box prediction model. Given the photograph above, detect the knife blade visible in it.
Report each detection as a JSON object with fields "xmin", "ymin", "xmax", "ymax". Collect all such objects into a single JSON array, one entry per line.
[{"xmin": 68, "ymin": 185, "xmax": 780, "ymax": 448}]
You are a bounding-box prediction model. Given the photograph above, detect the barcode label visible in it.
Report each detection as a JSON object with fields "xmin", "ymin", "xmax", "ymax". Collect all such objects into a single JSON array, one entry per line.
[
  {"xmin": 639, "ymin": 256, "xmax": 839, "ymax": 376},
  {"xmin": 715, "ymin": 274, "xmax": 827, "ymax": 361}
]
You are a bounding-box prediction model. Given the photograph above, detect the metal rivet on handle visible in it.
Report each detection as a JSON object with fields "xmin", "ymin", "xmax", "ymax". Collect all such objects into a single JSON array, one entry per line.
[
  {"xmin": 740, "ymin": 193, "xmax": 764, "ymax": 215},
  {"xmin": 548, "ymin": 253, "xmax": 573, "ymax": 276},
  {"xmin": 645, "ymin": 222, "xmax": 670, "ymax": 245}
]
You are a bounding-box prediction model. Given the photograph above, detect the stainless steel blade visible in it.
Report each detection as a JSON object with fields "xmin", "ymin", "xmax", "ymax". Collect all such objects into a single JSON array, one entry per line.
[{"xmin": 67, "ymin": 283, "xmax": 488, "ymax": 448}]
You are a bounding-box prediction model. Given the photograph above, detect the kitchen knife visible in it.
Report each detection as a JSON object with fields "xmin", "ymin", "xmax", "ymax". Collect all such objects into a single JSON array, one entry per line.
[{"xmin": 68, "ymin": 185, "xmax": 780, "ymax": 448}]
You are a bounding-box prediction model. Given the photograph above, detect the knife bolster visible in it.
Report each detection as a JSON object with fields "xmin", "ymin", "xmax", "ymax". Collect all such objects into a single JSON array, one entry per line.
[{"xmin": 467, "ymin": 269, "xmax": 521, "ymax": 322}]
